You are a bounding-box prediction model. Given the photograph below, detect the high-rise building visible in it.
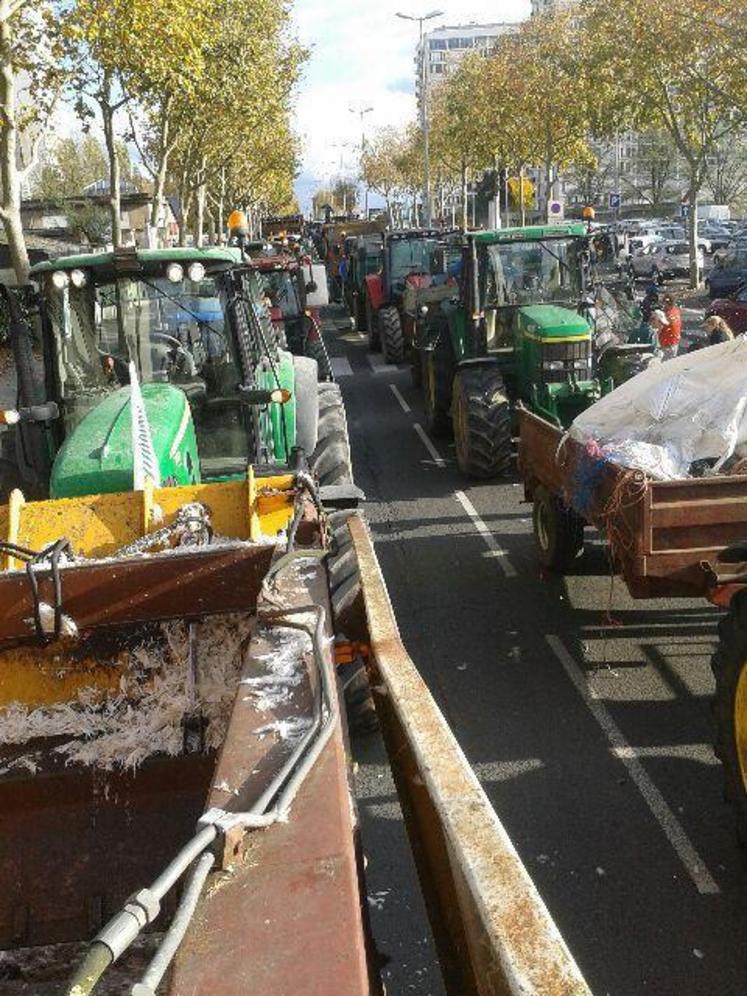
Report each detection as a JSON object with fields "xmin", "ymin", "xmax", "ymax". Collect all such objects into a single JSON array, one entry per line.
[
  {"xmin": 530, "ymin": 0, "xmax": 574, "ymax": 15},
  {"xmin": 417, "ymin": 22, "xmax": 517, "ymax": 100}
]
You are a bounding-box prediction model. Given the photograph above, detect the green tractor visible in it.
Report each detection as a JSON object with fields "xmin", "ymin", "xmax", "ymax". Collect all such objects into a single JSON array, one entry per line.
[
  {"xmin": 0, "ymin": 247, "xmax": 353, "ymax": 503},
  {"xmin": 344, "ymin": 232, "xmax": 384, "ymax": 337},
  {"xmin": 421, "ymin": 224, "xmax": 603, "ymax": 478}
]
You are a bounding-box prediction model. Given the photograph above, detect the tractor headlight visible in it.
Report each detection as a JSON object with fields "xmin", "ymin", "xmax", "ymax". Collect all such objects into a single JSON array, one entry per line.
[
  {"xmin": 188, "ymin": 262, "xmax": 205, "ymax": 282},
  {"xmin": 166, "ymin": 263, "xmax": 184, "ymax": 283},
  {"xmin": 573, "ymin": 358, "xmax": 592, "ymax": 371},
  {"xmin": 70, "ymin": 268, "xmax": 88, "ymax": 289},
  {"xmin": 419, "ymin": 304, "xmax": 429, "ymax": 316},
  {"xmin": 51, "ymin": 270, "xmax": 69, "ymax": 290},
  {"xmin": 542, "ymin": 360, "xmax": 564, "ymax": 371}
]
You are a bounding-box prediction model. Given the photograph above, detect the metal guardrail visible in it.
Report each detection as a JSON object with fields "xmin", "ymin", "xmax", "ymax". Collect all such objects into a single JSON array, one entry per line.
[{"xmin": 349, "ymin": 515, "xmax": 592, "ymax": 996}]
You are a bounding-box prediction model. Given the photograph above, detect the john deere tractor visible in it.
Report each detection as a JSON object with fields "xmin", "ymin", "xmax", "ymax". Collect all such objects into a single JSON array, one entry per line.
[
  {"xmin": 421, "ymin": 224, "xmax": 603, "ymax": 478},
  {"xmin": 0, "ymin": 246, "xmax": 351, "ymax": 503}
]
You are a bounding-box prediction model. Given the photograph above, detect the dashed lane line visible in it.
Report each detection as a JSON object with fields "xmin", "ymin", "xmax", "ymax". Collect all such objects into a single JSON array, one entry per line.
[
  {"xmin": 330, "ymin": 356, "xmax": 353, "ymax": 378},
  {"xmin": 389, "ymin": 383, "xmax": 411, "ymax": 413},
  {"xmin": 413, "ymin": 423, "xmax": 446, "ymax": 467},
  {"xmin": 454, "ymin": 490, "xmax": 517, "ymax": 578},
  {"xmin": 546, "ymin": 634, "xmax": 720, "ymax": 896}
]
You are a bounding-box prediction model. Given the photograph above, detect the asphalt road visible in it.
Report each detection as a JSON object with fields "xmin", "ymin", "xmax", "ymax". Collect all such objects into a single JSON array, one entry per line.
[{"xmin": 320, "ymin": 308, "xmax": 747, "ymax": 996}]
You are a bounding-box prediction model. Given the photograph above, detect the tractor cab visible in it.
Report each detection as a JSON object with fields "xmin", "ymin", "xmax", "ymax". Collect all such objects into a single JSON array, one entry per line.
[
  {"xmin": 471, "ymin": 226, "xmax": 601, "ymax": 427},
  {"xmin": 7, "ymin": 248, "xmax": 304, "ymax": 501}
]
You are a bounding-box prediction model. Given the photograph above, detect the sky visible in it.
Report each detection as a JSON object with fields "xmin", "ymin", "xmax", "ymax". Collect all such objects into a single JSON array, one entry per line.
[{"xmin": 292, "ymin": 0, "xmax": 532, "ymax": 212}]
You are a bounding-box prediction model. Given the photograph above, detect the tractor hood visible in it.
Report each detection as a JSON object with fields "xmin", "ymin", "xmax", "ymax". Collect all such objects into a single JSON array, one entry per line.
[
  {"xmin": 50, "ymin": 383, "xmax": 199, "ymax": 499},
  {"xmin": 519, "ymin": 305, "xmax": 591, "ymax": 340}
]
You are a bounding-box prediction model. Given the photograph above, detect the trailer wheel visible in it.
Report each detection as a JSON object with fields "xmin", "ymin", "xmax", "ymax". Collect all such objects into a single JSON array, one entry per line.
[
  {"xmin": 365, "ymin": 295, "xmax": 380, "ymax": 352},
  {"xmin": 452, "ymin": 366, "xmax": 511, "ymax": 479},
  {"xmin": 712, "ymin": 590, "xmax": 747, "ymax": 845},
  {"xmin": 423, "ymin": 331, "xmax": 453, "ymax": 437},
  {"xmin": 532, "ymin": 485, "xmax": 584, "ymax": 572},
  {"xmin": 380, "ymin": 306, "xmax": 404, "ymax": 365},
  {"xmin": 309, "ymin": 382, "xmax": 352, "ymax": 486},
  {"xmin": 327, "ymin": 510, "xmax": 378, "ymax": 734}
]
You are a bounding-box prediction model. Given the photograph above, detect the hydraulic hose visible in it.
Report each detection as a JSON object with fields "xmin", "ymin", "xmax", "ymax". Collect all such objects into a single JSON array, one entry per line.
[
  {"xmin": 63, "ymin": 941, "xmax": 112, "ymax": 996},
  {"xmin": 131, "ymin": 851, "xmax": 216, "ymax": 996}
]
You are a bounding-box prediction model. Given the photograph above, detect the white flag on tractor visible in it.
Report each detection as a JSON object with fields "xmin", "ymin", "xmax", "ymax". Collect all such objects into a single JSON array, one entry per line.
[{"xmin": 129, "ymin": 360, "xmax": 161, "ymax": 490}]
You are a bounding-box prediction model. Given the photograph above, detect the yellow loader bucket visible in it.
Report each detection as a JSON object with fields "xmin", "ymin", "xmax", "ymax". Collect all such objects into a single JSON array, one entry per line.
[{"xmin": 0, "ymin": 469, "xmax": 298, "ymax": 709}]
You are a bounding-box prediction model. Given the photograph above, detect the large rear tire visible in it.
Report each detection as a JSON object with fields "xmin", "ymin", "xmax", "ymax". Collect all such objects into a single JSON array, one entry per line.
[
  {"xmin": 423, "ymin": 332, "xmax": 453, "ymax": 437},
  {"xmin": 452, "ymin": 366, "xmax": 511, "ymax": 479},
  {"xmin": 532, "ymin": 485, "xmax": 584, "ymax": 572},
  {"xmin": 309, "ymin": 382, "xmax": 352, "ymax": 486},
  {"xmin": 306, "ymin": 333, "xmax": 333, "ymax": 382},
  {"xmin": 712, "ymin": 591, "xmax": 747, "ymax": 845},
  {"xmin": 380, "ymin": 306, "xmax": 404, "ymax": 365}
]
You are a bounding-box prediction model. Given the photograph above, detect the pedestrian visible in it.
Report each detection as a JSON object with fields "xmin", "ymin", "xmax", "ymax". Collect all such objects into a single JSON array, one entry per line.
[
  {"xmin": 661, "ymin": 293, "xmax": 682, "ymax": 341},
  {"xmin": 702, "ymin": 314, "xmax": 735, "ymax": 345},
  {"xmin": 650, "ymin": 308, "xmax": 680, "ymax": 360}
]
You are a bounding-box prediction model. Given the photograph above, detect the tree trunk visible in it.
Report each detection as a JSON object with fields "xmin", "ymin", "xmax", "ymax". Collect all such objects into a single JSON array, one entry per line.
[
  {"xmin": 461, "ymin": 162, "xmax": 468, "ymax": 231},
  {"xmin": 196, "ymin": 184, "xmax": 206, "ymax": 247},
  {"xmin": 149, "ymin": 94, "xmax": 174, "ymax": 246},
  {"xmin": 687, "ymin": 172, "xmax": 701, "ymax": 290},
  {"xmin": 519, "ymin": 165, "xmax": 526, "ymax": 227},
  {"xmin": 101, "ymin": 79, "xmax": 122, "ymax": 248},
  {"xmin": 0, "ymin": 10, "xmax": 29, "ymax": 284}
]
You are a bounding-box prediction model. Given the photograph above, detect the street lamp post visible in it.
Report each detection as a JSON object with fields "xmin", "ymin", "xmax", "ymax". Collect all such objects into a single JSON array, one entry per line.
[
  {"xmin": 396, "ymin": 9, "xmax": 443, "ymax": 229},
  {"xmin": 350, "ymin": 104, "xmax": 373, "ymax": 218}
]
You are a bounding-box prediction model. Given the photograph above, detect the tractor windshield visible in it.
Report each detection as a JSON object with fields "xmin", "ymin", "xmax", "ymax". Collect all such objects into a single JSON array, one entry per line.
[
  {"xmin": 261, "ymin": 270, "xmax": 301, "ymax": 318},
  {"xmin": 45, "ymin": 271, "xmax": 242, "ymax": 433},
  {"xmin": 481, "ymin": 238, "xmax": 583, "ymax": 309},
  {"xmin": 389, "ymin": 239, "xmax": 442, "ymax": 284}
]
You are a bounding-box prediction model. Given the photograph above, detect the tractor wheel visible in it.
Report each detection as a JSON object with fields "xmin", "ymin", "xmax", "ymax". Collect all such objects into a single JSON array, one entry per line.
[
  {"xmin": 365, "ymin": 295, "xmax": 381, "ymax": 352},
  {"xmin": 423, "ymin": 332, "xmax": 454, "ymax": 437},
  {"xmin": 309, "ymin": 382, "xmax": 353, "ymax": 487},
  {"xmin": 451, "ymin": 366, "xmax": 511, "ymax": 479},
  {"xmin": 326, "ymin": 509, "xmax": 378, "ymax": 735},
  {"xmin": 306, "ymin": 333, "xmax": 333, "ymax": 382},
  {"xmin": 410, "ymin": 348, "xmax": 422, "ymax": 388},
  {"xmin": 532, "ymin": 485, "xmax": 584, "ymax": 572},
  {"xmin": 293, "ymin": 356, "xmax": 320, "ymax": 459},
  {"xmin": 380, "ymin": 306, "xmax": 404, "ymax": 365},
  {"xmin": 711, "ymin": 591, "xmax": 747, "ymax": 845}
]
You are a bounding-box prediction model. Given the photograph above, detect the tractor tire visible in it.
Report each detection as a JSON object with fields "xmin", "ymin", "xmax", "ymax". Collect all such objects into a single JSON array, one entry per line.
[
  {"xmin": 293, "ymin": 356, "xmax": 320, "ymax": 458},
  {"xmin": 410, "ymin": 348, "xmax": 422, "ymax": 388},
  {"xmin": 380, "ymin": 306, "xmax": 404, "ymax": 365},
  {"xmin": 711, "ymin": 590, "xmax": 747, "ymax": 845},
  {"xmin": 309, "ymin": 382, "xmax": 353, "ymax": 487},
  {"xmin": 423, "ymin": 331, "xmax": 454, "ymax": 437},
  {"xmin": 532, "ymin": 485, "xmax": 584, "ymax": 572},
  {"xmin": 452, "ymin": 366, "xmax": 511, "ymax": 479},
  {"xmin": 306, "ymin": 333, "xmax": 333, "ymax": 382},
  {"xmin": 326, "ymin": 509, "xmax": 378, "ymax": 735},
  {"xmin": 365, "ymin": 295, "xmax": 381, "ymax": 352}
]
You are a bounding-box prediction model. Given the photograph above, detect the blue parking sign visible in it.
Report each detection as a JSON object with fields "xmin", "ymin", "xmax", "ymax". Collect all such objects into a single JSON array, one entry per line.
[{"xmin": 608, "ymin": 192, "xmax": 621, "ymax": 210}]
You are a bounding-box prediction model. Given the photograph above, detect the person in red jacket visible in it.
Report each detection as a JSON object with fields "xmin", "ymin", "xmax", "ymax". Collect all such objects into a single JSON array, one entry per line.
[
  {"xmin": 651, "ymin": 308, "xmax": 680, "ymax": 360},
  {"xmin": 662, "ymin": 293, "xmax": 682, "ymax": 341}
]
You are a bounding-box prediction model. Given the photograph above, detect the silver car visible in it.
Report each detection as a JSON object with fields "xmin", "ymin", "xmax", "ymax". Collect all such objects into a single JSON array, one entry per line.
[{"xmin": 628, "ymin": 241, "xmax": 705, "ymax": 282}]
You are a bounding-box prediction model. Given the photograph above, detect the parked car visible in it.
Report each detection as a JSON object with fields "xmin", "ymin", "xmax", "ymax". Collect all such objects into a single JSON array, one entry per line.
[
  {"xmin": 706, "ymin": 248, "xmax": 747, "ymax": 298},
  {"xmin": 628, "ymin": 241, "xmax": 704, "ymax": 282},
  {"xmin": 699, "ymin": 225, "xmax": 732, "ymax": 252},
  {"xmin": 705, "ymin": 287, "xmax": 747, "ymax": 331}
]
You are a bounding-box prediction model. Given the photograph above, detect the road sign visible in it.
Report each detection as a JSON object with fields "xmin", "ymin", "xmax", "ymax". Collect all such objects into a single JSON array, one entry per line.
[
  {"xmin": 680, "ymin": 204, "xmax": 690, "ymax": 219},
  {"xmin": 547, "ymin": 198, "xmax": 564, "ymax": 222},
  {"xmin": 608, "ymin": 192, "xmax": 621, "ymax": 211}
]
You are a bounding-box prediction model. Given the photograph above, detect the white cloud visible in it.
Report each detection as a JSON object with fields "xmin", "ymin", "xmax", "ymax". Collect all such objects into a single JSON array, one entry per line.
[{"xmin": 292, "ymin": 0, "xmax": 531, "ymax": 209}]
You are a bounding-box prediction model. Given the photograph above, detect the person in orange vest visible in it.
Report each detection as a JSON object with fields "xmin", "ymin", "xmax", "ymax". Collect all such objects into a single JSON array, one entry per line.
[
  {"xmin": 662, "ymin": 293, "xmax": 682, "ymax": 341},
  {"xmin": 651, "ymin": 308, "xmax": 680, "ymax": 360}
]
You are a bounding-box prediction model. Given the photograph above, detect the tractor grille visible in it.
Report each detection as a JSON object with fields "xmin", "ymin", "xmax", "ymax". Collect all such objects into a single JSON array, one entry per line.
[{"xmin": 541, "ymin": 338, "xmax": 592, "ymax": 384}]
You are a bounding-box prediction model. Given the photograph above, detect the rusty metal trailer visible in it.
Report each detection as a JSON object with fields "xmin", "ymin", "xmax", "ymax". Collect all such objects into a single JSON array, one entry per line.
[
  {"xmin": 518, "ymin": 407, "xmax": 747, "ymax": 603},
  {"xmin": 0, "ymin": 475, "xmax": 591, "ymax": 996}
]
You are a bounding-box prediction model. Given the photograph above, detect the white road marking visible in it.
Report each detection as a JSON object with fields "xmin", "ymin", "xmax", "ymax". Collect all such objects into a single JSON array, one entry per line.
[
  {"xmin": 330, "ymin": 356, "xmax": 353, "ymax": 378},
  {"xmin": 366, "ymin": 353, "xmax": 398, "ymax": 375},
  {"xmin": 454, "ymin": 490, "xmax": 517, "ymax": 578},
  {"xmin": 389, "ymin": 383, "xmax": 411, "ymax": 413},
  {"xmin": 546, "ymin": 634, "xmax": 720, "ymax": 896},
  {"xmin": 413, "ymin": 423, "xmax": 445, "ymax": 467}
]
